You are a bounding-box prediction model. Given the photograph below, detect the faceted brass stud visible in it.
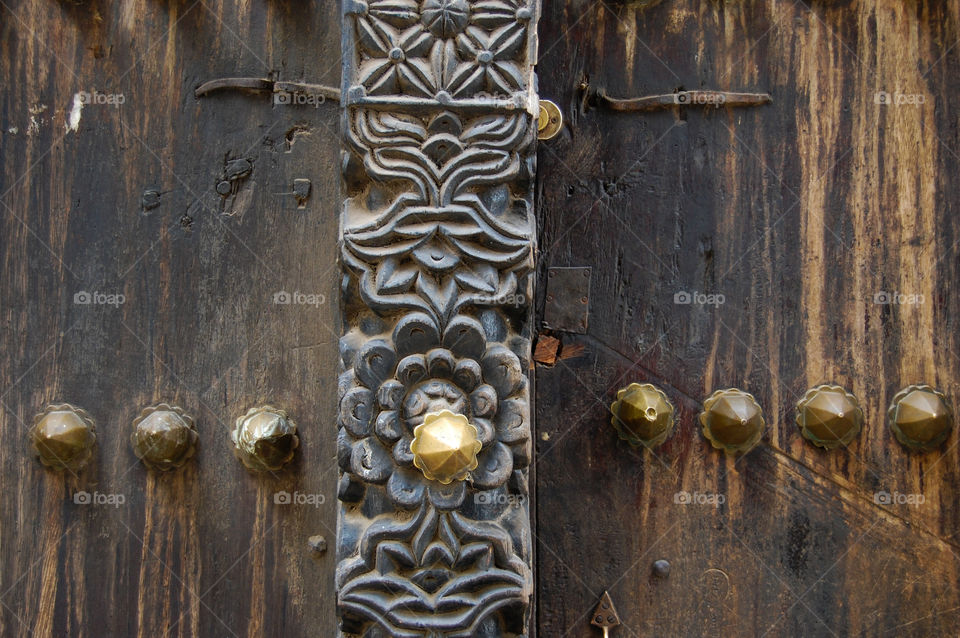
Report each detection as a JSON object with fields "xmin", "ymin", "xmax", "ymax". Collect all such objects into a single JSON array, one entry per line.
[
  {"xmin": 795, "ymin": 384, "xmax": 864, "ymax": 449},
  {"xmin": 232, "ymin": 406, "xmax": 299, "ymax": 471},
  {"xmin": 410, "ymin": 410, "xmax": 482, "ymax": 484},
  {"xmin": 610, "ymin": 383, "xmax": 676, "ymax": 448},
  {"xmin": 888, "ymin": 384, "xmax": 953, "ymax": 450},
  {"xmin": 30, "ymin": 404, "xmax": 96, "ymax": 471},
  {"xmin": 699, "ymin": 388, "xmax": 765, "ymax": 454},
  {"xmin": 131, "ymin": 404, "xmax": 198, "ymax": 471}
]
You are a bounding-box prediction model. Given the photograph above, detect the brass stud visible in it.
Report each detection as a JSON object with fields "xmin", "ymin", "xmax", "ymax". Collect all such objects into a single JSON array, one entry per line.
[
  {"xmin": 888, "ymin": 384, "xmax": 953, "ymax": 450},
  {"xmin": 232, "ymin": 406, "xmax": 299, "ymax": 471},
  {"xmin": 699, "ymin": 388, "xmax": 765, "ymax": 454},
  {"xmin": 795, "ymin": 384, "xmax": 864, "ymax": 449},
  {"xmin": 131, "ymin": 404, "xmax": 198, "ymax": 471},
  {"xmin": 537, "ymin": 100, "xmax": 563, "ymax": 140},
  {"xmin": 30, "ymin": 404, "xmax": 96, "ymax": 471},
  {"xmin": 410, "ymin": 410, "xmax": 481, "ymax": 484},
  {"xmin": 610, "ymin": 383, "xmax": 675, "ymax": 448}
]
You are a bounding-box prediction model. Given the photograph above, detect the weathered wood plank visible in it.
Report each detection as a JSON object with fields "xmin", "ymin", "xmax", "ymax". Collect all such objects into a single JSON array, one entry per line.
[
  {"xmin": 0, "ymin": 0, "xmax": 341, "ymax": 636},
  {"xmin": 535, "ymin": 0, "xmax": 960, "ymax": 635}
]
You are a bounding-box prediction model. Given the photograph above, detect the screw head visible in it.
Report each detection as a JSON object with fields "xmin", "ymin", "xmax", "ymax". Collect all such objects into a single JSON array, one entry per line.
[{"xmin": 652, "ymin": 559, "xmax": 671, "ymax": 578}]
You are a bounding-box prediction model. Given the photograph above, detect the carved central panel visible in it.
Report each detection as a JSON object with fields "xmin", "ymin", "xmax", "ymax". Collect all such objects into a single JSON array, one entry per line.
[{"xmin": 336, "ymin": 1, "xmax": 539, "ymax": 636}]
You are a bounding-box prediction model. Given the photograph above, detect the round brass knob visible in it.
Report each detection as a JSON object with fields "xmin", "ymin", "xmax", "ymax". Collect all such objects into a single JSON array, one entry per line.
[
  {"xmin": 537, "ymin": 100, "xmax": 563, "ymax": 140},
  {"xmin": 410, "ymin": 410, "xmax": 481, "ymax": 484},
  {"xmin": 131, "ymin": 404, "xmax": 198, "ymax": 471},
  {"xmin": 699, "ymin": 388, "xmax": 765, "ymax": 454},
  {"xmin": 30, "ymin": 404, "xmax": 96, "ymax": 471},
  {"xmin": 232, "ymin": 406, "xmax": 299, "ymax": 471},
  {"xmin": 610, "ymin": 383, "xmax": 675, "ymax": 448},
  {"xmin": 795, "ymin": 384, "xmax": 864, "ymax": 449},
  {"xmin": 888, "ymin": 384, "xmax": 953, "ymax": 450}
]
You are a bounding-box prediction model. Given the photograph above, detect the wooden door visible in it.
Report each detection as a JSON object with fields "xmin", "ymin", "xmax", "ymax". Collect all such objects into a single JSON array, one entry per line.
[
  {"xmin": 5, "ymin": 1, "xmax": 960, "ymax": 637},
  {"xmin": 534, "ymin": 1, "xmax": 960, "ymax": 636},
  {"xmin": 0, "ymin": 1, "xmax": 342, "ymax": 636}
]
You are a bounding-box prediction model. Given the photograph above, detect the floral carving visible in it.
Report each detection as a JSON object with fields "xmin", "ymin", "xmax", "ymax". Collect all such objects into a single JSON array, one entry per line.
[
  {"xmin": 350, "ymin": 0, "xmax": 532, "ymax": 99},
  {"xmin": 339, "ymin": 1, "xmax": 536, "ymax": 635},
  {"xmin": 338, "ymin": 505, "xmax": 530, "ymax": 637},
  {"xmin": 337, "ymin": 313, "xmax": 530, "ymax": 511},
  {"xmin": 343, "ymin": 108, "xmax": 534, "ymax": 324}
]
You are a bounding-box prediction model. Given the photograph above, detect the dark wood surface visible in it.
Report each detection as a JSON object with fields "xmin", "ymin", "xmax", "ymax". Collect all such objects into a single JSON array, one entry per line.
[
  {"xmin": 534, "ymin": 0, "xmax": 960, "ymax": 636},
  {"xmin": 4, "ymin": 0, "xmax": 960, "ymax": 636},
  {"xmin": 0, "ymin": 1, "xmax": 342, "ymax": 636}
]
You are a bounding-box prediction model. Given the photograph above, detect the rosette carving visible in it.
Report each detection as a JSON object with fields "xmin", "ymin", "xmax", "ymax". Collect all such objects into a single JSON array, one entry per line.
[{"xmin": 337, "ymin": 1, "xmax": 538, "ymax": 635}]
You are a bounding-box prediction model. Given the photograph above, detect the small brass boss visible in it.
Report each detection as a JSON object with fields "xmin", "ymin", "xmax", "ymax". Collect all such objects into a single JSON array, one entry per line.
[
  {"xmin": 888, "ymin": 384, "xmax": 953, "ymax": 450},
  {"xmin": 795, "ymin": 385, "xmax": 864, "ymax": 450},
  {"xmin": 700, "ymin": 388, "xmax": 765, "ymax": 454},
  {"xmin": 610, "ymin": 383, "xmax": 676, "ymax": 448}
]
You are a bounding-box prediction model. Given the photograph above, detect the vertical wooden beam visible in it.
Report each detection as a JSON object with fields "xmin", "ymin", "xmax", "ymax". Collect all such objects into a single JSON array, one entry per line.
[{"xmin": 335, "ymin": 1, "xmax": 540, "ymax": 635}]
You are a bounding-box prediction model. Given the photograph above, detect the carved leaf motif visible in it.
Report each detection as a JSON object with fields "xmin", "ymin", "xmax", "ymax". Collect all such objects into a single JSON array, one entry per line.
[
  {"xmin": 338, "ymin": 505, "xmax": 530, "ymax": 636},
  {"xmin": 454, "ymin": 263, "xmax": 499, "ymax": 294},
  {"xmin": 376, "ymin": 258, "xmax": 419, "ymax": 294},
  {"xmin": 340, "ymin": 2, "xmax": 535, "ymax": 634}
]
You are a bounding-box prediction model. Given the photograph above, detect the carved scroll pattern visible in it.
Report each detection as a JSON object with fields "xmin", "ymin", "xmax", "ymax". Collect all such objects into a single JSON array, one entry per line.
[{"xmin": 337, "ymin": 1, "xmax": 538, "ymax": 636}]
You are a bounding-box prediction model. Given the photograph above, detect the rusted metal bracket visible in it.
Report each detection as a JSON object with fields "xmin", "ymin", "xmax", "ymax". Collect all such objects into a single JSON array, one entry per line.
[
  {"xmin": 194, "ymin": 77, "xmax": 341, "ymax": 102},
  {"xmin": 544, "ymin": 267, "xmax": 591, "ymax": 334},
  {"xmin": 581, "ymin": 82, "xmax": 771, "ymax": 112}
]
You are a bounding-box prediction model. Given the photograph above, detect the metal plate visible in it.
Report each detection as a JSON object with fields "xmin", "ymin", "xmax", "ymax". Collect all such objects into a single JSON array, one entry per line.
[{"xmin": 544, "ymin": 266, "xmax": 591, "ymax": 334}]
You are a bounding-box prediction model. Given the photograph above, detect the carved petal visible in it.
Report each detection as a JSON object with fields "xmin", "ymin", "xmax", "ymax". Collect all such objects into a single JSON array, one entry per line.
[
  {"xmin": 355, "ymin": 340, "xmax": 398, "ymax": 389},
  {"xmin": 428, "ymin": 481, "xmax": 467, "ymax": 510},
  {"xmin": 350, "ymin": 437, "xmax": 394, "ymax": 484},
  {"xmin": 393, "ymin": 312, "xmax": 441, "ymax": 356},
  {"xmin": 470, "ymin": 441, "xmax": 513, "ymax": 489},
  {"xmin": 495, "ymin": 398, "xmax": 528, "ymax": 443},
  {"xmin": 470, "ymin": 384, "xmax": 498, "ymax": 419},
  {"xmin": 387, "ymin": 467, "xmax": 426, "ymax": 510},
  {"xmin": 481, "ymin": 345, "xmax": 525, "ymax": 397},
  {"xmin": 340, "ymin": 388, "xmax": 375, "ymax": 437}
]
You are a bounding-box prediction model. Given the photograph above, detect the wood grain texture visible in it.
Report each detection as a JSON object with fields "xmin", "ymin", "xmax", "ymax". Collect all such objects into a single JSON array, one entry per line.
[
  {"xmin": 0, "ymin": 0, "xmax": 341, "ymax": 636},
  {"xmin": 534, "ymin": 0, "xmax": 960, "ymax": 635}
]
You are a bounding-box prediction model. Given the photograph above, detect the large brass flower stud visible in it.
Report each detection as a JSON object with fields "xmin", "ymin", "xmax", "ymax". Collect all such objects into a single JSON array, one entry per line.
[{"xmin": 410, "ymin": 410, "xmax": 482, "ymax": 484}]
